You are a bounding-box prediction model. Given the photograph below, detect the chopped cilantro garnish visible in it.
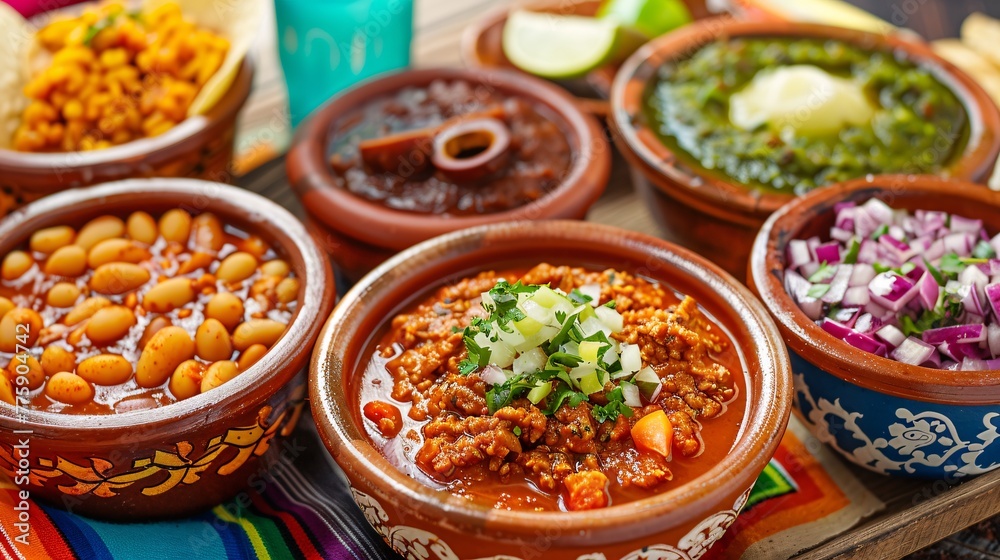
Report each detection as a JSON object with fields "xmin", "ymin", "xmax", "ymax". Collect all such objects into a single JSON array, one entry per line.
[
  {"xmin": 807, "ymin": 284, "xmax": 830, "ymax": 299},
  {"xmin": 870, "ymin": 224, "xmax": 889, "ymax": 240},
  {"xmin": 808, "ymin": 262, "xmax": 836, "ymax": 283},
  {"xmin": 592, "ymin": 387, "xmax": 634, "ymax": 423},
  {"xmin": 843, "ymin": 238, "xmax": 861, "ymax": 264},
  {"xmin": 939, "ymin": 252, "xmax": 988, "ymax": 278},
  {"xmin": 923, "ymin": 257, "xmax": 945, "ymax": 286},
  {"xmin": 568, "ymin": 289, "xmax": 594, "ymax": 305},
  {"xmin": 973, "ymin": 240, "xmax": 997, "ymax": 260},
  {"xmin": 460, "ymin": 279, "xmax": 642, "ymax": 422}
]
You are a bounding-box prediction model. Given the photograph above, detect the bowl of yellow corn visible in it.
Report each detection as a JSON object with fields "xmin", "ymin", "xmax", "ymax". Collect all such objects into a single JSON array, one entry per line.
[{"xmin": 0, "ymin": 0, "xmax": 261, "ymax": 216}]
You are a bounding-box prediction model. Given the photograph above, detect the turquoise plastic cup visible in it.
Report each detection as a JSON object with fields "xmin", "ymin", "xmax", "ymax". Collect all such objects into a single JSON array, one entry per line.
[{"xmin": 274, "ymin": 0, "xmax": 414, "ymax": 126}]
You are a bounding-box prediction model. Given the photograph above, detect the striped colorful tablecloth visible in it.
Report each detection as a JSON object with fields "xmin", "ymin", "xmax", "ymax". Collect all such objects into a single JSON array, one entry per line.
[{"xmin": 0, "ymin": 414, "xmax": 881, "ymax": 560}]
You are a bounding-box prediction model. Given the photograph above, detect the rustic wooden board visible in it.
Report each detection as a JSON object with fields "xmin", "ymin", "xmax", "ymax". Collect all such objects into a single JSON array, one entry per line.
[{"xmin": 236, "ymin": 1, "xmax": 1000, "ymax": 558}]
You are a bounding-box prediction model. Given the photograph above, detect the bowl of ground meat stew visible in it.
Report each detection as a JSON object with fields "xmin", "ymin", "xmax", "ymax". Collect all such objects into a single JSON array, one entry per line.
[
  {"xmin": 0, "ymin": 178, "xmax": 334, "ymax": 520},
  {"xmin": 310, "ymin": 220, "xmax": 792, "ymax": 559},
  {"xmin": 286, "ymin": 68, "xmax": 611, "ymax": 282}
]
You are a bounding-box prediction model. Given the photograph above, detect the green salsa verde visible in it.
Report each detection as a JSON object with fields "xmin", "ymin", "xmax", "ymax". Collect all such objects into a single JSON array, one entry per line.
[{"xmin": 644, "ymin": 37, "xmax": 970, "ymax": 194}]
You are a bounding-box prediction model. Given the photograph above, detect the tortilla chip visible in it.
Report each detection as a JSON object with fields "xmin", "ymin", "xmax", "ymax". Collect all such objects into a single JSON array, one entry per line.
[
  {"xmin": 0, "ymin": 4, "xmax": 34, "ymax": 149},
  {"xmin": 143, "ymin": 0, "xmax": 262, "ymax": 116},
  {"xmin": 932, "ymin": 39, "xmax": 1000, "ymax": 107},
  {"xmin": 962, "ymin": 13, "xmax": 1000, "ymax": 70}
]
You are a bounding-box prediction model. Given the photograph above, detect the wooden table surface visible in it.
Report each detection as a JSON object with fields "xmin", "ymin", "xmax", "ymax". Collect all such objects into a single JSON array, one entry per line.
[{"xmin": 233, "ymin": 1, "xmax": 1000, "ymax": 559}]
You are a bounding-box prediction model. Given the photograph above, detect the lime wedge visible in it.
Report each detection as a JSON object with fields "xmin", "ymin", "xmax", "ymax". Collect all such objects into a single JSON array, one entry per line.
[
  {"xmin": 597, "ymin": 0, "xmax": 693, "ymax": 39},
  {"xmin": 503, "ymin": 10, "xmax": 640, "ymax": 80}
]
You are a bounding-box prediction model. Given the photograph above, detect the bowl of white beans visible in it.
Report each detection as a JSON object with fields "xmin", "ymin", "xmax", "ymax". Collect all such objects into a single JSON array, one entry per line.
[{"xmin": 0, "ymin": 178, "xmax": 335, "ymax": 520}]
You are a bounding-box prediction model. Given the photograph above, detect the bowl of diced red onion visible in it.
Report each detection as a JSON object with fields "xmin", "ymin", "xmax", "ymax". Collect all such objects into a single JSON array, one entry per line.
[{"xmin": 750, "ymin": 174, "xmax": 1000, "ymax": 479}]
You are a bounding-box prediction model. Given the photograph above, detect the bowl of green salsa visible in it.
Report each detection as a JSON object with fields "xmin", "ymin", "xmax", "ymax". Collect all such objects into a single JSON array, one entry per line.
[{"xmin": 610, "ymin": 19, "xmax": 1000, "ymax": 281}]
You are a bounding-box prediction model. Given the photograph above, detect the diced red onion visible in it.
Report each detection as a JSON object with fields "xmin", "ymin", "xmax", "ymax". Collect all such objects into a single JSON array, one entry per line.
[
  {"xmin": 869, "ymin": 272, "xmax": 918, "ymax": 312},
  {"xmin": 862, "ymin": 198, "xmax": 893, "ymax": 225},
  {"xmin": 806, "ymin": 236, "xmax": 821, "ymax": 256},
  {"xmin": 938, "ymin": 340, "xmax": 987, "ymax": 361},
  {"xmin": 480, "ymin": 365, "xmax": 507, "ymax": 386},
  {"xmin": 815, "ymin": 241, "xmax": 841, "ymax": 264},
  {"xmin": 991, "ymin": 232, "xmax": 1000, "ymax": 256},
  {"xmin": 784, "ymin": 270, "xmax": 811, "ymax": 301},
  {"xmin": 821, "ymin": 318, "xmax": 887, "ymax": 356},
  {"xmin": 834, "ymin": 201, "xmax": 857, "ymax": 213},
  {"xmin": 849, "ymin": 264, "xmax": 876, "ymax": 287},
  {"xmin": 831, "ymin": 307, "xmax": 861, "ymax": 327},
  {"xmin": 856, "ymin": 239, "xmax": 879, "ymax": 264},
  {"xmin": 854, "ymin": 313, "xmax": 881, "ymax": 334},
  {"xmin": 987, "ymin": 283, "xmax": 1000, "ymax": 320},
  {"xmin": 822, "ymin": 265, "xmax": 853, "ymax": 303},
  {"xmin": 923, "ymin": 324, "xmax": 986, "ymax": 345},
  {"xmin": 786, "ymin": 240, "xmax": 812, "ymax": 269},
  {"xmin": 924, "ymin": 239, "xmax": 945, "ymax": 262},
  {"xmin": 830, "ymin": 227, "xmax": 854, "ymax": 243},
  {"xmin": 959, "ymin": 284, "xmax": 984, "ymax": 317},
  {"xmin": 943, "ymin": 232, "xmax": 972, "ymax": 256},
  {"xmin": 989, "ymin": 323, "xmax": 1000, "ymax": 357},
  {"xmin": 843, "ymin": 285, "xmax": 870, "ymax": 307},
  {"xmin": 951, "ymin": 215, "xmax": 983, "ymax": 234},
  {"xmin": 960, "ymin": 265, "xmax": 989, "ymax": 304},
  {"xmin": 876, "ymin": 324, "xmax": 906, "ymax": 348},
  {"xmin": 891, "ymin": 337, "xmax": 936, "ymax": 365},
  {"xmin": 784, "ymin": 202, "xmax": 999, "ymax": 368},
  {"xmin": 918, "ymin": 271, "xmax": 940, "ymax": 309}
]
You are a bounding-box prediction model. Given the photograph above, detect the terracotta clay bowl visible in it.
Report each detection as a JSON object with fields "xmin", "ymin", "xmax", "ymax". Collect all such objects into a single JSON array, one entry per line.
[
  {"xmin": 750, "ymin": 175, "xmax": 1000, "ymax": 479},
  {"xmin": 286, "ymin": 67, "xmax": 611, "ymax": 283},
  {"xmin": 0, "ymin": 178, "xmax": 334, "ymax": 520},
  {"xmin": 460, "ymin": 0, "xmax": 714, "ymax": 113},
  {"xmin": 0, "ymin": 60, "xmax": 254, "ymax": 218},
  {"xmin": 610, "ymin": 19, "xmax": 1000, "ymax": 282},
  {"xmin": 310, "ymin": 220, "xmax": 792, "ymax": 559}
]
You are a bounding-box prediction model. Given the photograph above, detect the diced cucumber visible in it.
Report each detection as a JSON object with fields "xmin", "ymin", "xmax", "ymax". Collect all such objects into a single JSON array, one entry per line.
[
  {"xmin": 497, "ymin": 325, "xmax": 526, "ymax": 349},
  {"xmin": 521, "ymin": 299, "xmax": 555, "ymax": 325},
  {"xmin": 579, "ymin": 340, "xmax": 604, "ymax": 363},
  {"xmin": 577, "ymin": 372, "xmax": 603, "ymax": 395},
  {"xmin": 527, "ymin": 381, "xmax": 552, "ymax": 404},
  {"xmin": 515, "ymin": 325, "xmax": 559, "ymax": 353},
  {"xmin": 514, "ymin": 316, "xmax": 545, "ymax": 337},
  {"xmin": 529, "ymin": 286, "xmax": 563, "ymax": 308}
]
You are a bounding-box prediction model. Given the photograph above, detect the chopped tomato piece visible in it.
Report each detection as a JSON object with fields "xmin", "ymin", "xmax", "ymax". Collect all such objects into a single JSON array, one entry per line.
[
  {"xmin": 631, "ymin": 409, "xmax": 672, "ymax": 458},
  {"xmin": 363, "ymin": 400, "xmax": 403, "ymax": 438},
  {"xmin": 563, "ymin": 471, "xmax": 610, "ymax": 511}
]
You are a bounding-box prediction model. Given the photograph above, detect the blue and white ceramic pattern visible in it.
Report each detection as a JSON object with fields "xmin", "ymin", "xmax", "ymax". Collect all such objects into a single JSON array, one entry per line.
[{"xmin": 791, "ymin": 352, "xmax": 1000, "ymax": 479}]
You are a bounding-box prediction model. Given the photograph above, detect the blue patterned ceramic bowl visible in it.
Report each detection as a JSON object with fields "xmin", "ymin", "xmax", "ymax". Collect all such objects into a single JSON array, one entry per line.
[{"xmin": 749, "ymin": 174, "xmax": 1000, "ymax": 480}]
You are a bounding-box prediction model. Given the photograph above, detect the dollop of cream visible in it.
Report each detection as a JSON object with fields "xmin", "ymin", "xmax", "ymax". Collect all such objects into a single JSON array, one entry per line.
[{"xmin": 729, "ymin": 64, "xmax": 875, "ymax": 138}]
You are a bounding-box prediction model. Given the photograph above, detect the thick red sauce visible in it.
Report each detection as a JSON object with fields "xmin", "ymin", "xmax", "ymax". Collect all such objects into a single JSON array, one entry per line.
[
  {"xmin": 355, "ymin": 264, "xmax": 747, "ymax": 512},
  {"xmin": 327, "ymin": 79, "xmax": 573, "ymax": 216}
]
